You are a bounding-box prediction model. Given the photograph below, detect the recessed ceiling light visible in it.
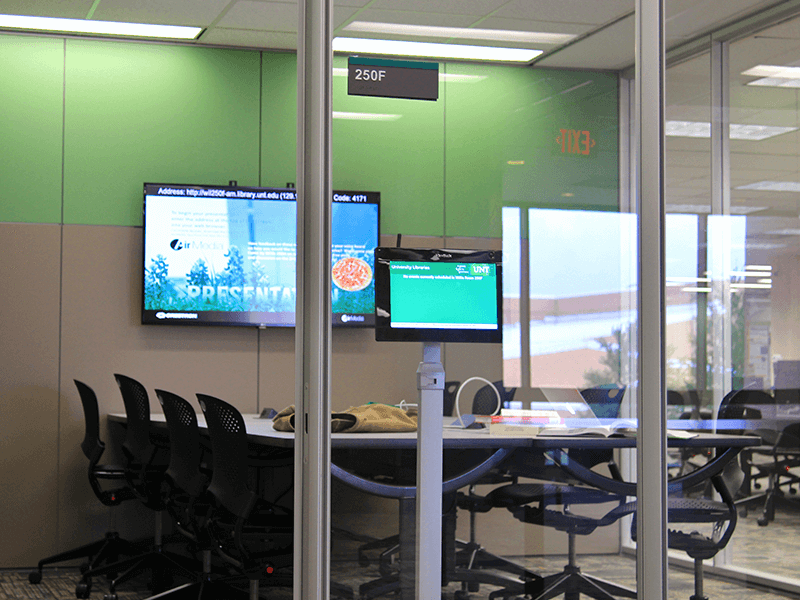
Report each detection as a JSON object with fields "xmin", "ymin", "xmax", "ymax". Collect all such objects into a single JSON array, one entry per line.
[
  {"xmin": 342, "ymin": 22, "xmax": 575, "ymax": 45},
  {"xmin": 736, "ymin": 181, "xmax": 800, "ymax": 192},
  {"xmin": 665, "ymin": 120, "xmax": 797, "ymax": 141},
  {"xmin": 0, "ymin": 13, "xmax": 202, "ymax": 39},
  {"xmin": 742, "ymin": 64, "xmax": 800, "ymax": 87},
  {"xmin": 332, "ymin": 38, "xmax": 542, "ymax": 63}
]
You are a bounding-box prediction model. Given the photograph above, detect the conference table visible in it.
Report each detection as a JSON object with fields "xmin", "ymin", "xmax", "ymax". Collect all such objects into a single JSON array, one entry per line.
[{"xmin": 108, "ymin": 412, "xmax": 759, "ymax": 600}]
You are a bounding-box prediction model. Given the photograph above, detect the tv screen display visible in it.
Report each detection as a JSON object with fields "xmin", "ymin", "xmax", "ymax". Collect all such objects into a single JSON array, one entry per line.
[
  {"xmin": 142, "ymin": 183, "xmax": 380, "ymax": 327},
  {"xmin": 374, "ymin": 247, "xmax": 502, "ymax": 343}
]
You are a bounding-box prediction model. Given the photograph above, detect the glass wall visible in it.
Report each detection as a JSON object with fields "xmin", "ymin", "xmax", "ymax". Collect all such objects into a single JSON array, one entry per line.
[
  {"xmin": 658, "ymin": 12, "xmax": 800, "ymax": 597},
  {"xmin": 328, "ymin": 49, "xmax": 632, "ymax": 599},
  {"xmin": 325, "ymin": 4, "xmax": 800, "ymax": 600}
]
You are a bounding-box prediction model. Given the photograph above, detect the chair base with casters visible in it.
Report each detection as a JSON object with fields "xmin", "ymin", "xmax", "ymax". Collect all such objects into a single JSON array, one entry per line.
[
  {"xmin": 448, "ymin": 490, "xmax": 543, "ymax": 600},
  {"xmin": 29, "ymin": 379, "xmax": 145, "ymax": 591},
  {"xmin": 485, "ymin": 483, "xmax": 635, "ymax": 600},
  {"xmin": 75, "ymin": 513, "xmax": 200, "ymax": 600},
  {"xmin": 28, "ymin": 530, "xmax": 143, "ymax": 586}
]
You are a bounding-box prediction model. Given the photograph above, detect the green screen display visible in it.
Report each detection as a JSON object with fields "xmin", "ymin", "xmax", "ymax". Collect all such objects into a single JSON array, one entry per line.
[{"xmin": 388, "ymin": 261, "xmax": 498, "ymax": 330}]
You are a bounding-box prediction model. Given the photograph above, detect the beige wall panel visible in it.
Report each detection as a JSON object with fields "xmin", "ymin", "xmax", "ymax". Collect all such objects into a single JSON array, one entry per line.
[
  {"xmin": 58, "ymin": 224, "xmax": 260, "ymax": 548},
  {"xmin": 771, "ymin": 252, "xmax": 800, "ymax": 362},
  {"xmin": 0, "ymin": 223, "xmax": 61, "ymax": 567}
]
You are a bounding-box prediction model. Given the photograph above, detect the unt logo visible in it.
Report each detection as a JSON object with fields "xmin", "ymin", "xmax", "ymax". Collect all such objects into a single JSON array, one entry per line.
[{"xmin": 556, "ymin": 129, "xmax": 596, "ymax": 155}]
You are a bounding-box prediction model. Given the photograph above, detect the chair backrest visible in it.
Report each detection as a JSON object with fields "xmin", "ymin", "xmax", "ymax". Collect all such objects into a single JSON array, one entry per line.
[
  {"xmin": 74, "ymin": 379, "xmax": 105, "ymax": 465},
  {"xmin": 196, "ymin": 393, "xmax": 258, "ymax": 521},
  {"xmin": 442, "ymin": 381, "xmax": 461, "ymax": 417},
  {"xmin": 114, "ymin": 373, "xmax": 154, "ymax": 464},
  {"xmin": 157, "ymin": 389, "xmax": 206, "ymax": 498},
  {"xmin": 717, "ymin": 388, "xmax": 767, "ymax": 434},
  {"xmin": 570, "ymin": 387, "xmax": 627, "ymax": 471},
  {"xmin": 472, "ymin": 381, "xmax": 515, "ymax": 416},
  {"xmin": 580, "ymin": 386, "xmax": 626, "ymax": 420}
]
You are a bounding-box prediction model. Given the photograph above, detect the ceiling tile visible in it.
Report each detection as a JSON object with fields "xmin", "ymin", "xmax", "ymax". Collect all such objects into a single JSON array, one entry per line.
[
  {"xmin": 219, "ymin": 1, "xmax": 297, "ymax": 31},
  {"xmin": 477, "ymin": 17, "xmax": 588, "ymax": 37},
  {"xmin": 0, "ymin": 0, "xmax": 95, "ymax": 19},
  {"xmin": 200, "ymin": 27, "xmax": 297, "ymax": 49},
  {"xmin": 92, "ymin": 0, "xmax": 230, "ymax": 26},
  {"xmin": 337, "ymin": 8, "xmax": 478, "ymax": 29},
  {"xmin": 493, "ymin": 0, "xmax": 634, "ymax": 26},
  {"xmin": 535, "ymin": 13, "xmax": 634, "ymax": 70},
  {"xmin": 368, "ymin": 0, "xmax": 510, "ymax": 18},
  {"xmin": 219, "ymin": 2, "xmax": 357, "ymax": 32}
]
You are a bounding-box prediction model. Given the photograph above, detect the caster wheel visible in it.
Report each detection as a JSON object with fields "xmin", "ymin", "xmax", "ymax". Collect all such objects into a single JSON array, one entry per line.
[
  {"xmin": 739, "ymin": 508, "xmax": 748, "ymax": 518},
  {"xmin": 103, "ymin": 594, "xmax": 118, "ymax": 600},
  {"xmin": 468, "ymin": 582, "xmax": 480, "ymax": 592},
  {"xmin": 76, "ymin": 581, "xmax": 92, "ymax": 599},
  {"xmin": 454, "ymin": 591, "xmax": 470, "ymax": 600},
  {"xmin": 28, "ymin": 571, "xmax": 42, "ymax": 584},
  {"xmin": 757, "ymin": 517, "xmax": 768, "ymax": 526}
]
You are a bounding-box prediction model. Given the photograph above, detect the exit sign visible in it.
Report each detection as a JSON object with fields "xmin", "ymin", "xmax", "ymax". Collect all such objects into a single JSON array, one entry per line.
[{"xmin": 347, "ymin": 57, "xmax": 439, "ymax": 101}]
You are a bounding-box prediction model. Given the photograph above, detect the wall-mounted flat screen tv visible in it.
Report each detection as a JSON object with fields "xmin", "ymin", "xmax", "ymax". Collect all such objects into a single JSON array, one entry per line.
[
  {"xmin": 374, "ymin": 247, "xmax": 502, "ymax": 343},
  {"xmin": 142, "ymin": 183, "xmax": 380, "ymax": 327}
]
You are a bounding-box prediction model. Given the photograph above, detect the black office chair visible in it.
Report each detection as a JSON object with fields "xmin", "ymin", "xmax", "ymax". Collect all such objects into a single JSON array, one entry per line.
[
  {"xmin": 630, "ymin": 455, "xmax": 744, "ymax": 600},
  {"xmin": 459, "ymin": 386, "xmax": 634, "ymax": 600},
  {"xmin": 737, "ymin": 389, "xmax": 800, "ymax": 526},
  {"xmin": 443, "ymin": 380, "xmax": 463, "ymax": 417},
  {"xmin": 449, "ymin": 381, "xmax": 543, "ymax": 598},
  {"xmin": 196, "ymin": 393, "xmax": 294, "ymax": 599},
  {"xmin": 77, "ymin": 375, "xmax": 197, "ymax": 600},
  {"xmin": 28, "ymin": 380, "xmax": 140, "ymax": 591},
  {"xmin": 156, "ymin": 389, "xmax": 260, "ymax": 599}
]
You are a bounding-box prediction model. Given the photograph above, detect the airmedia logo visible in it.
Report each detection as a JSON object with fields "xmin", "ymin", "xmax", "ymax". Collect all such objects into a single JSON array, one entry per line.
[{"xmin": 169, "ymin": 239, "xmax": 224, "ymax": 251}]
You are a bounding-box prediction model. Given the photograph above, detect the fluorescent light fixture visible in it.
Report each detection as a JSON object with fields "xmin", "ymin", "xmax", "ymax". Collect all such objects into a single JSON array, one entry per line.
[
  {"xmin": 333, "ymin": 111, "xmax": 402, "ymax": 121},
  {"xmin": 332, "ymin": 37, "xmax": 542, "ymax": 63},
  {"xmin": 743, "ymin": 65, "xmax": 800, "ymax": 88},
  {"xmin": 682, "ymin": 287, "xmax": 711, "ymax": 293},
  {"xmin": 667, "ymin": 203, "xmax": 768, "ymax": 215},
  {"xmin": 342, "ymin": 21, "xmax": 575, "ymax": 45},
  {"xmin": 731, "ymin": 282, "xmax": 772, "ymax": 290},
  {"xmin": 0, "ymin": 13, "xmax": 202, "ymax": 39},
  {"xmin": 745, "ymin": 265, "xmax": 772, "ymax": 271},
  {"xmin": 665, "ymin": 120, "xmax": 796, "ymax": 141},
  {"xmin": 668, "ymin": 277, "xmax": 711, "ymax": 283},
  {"xmin": 769, "ymin": 228, "xmax": 800, "ymax": 235},
  {"xmin": 729, "ymin": 271, "xmax": 772, "ymax": 278},
  {"xmin": 333, "ymin": 66, "xmax": 485, "ymax": 83},
  {"xmin": 736, "ymin": 181, "xmax": 800, "ymax": 192}
]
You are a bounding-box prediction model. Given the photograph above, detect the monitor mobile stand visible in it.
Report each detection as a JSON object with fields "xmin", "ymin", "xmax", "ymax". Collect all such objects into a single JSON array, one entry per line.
[{"xmin": 415, "ymin": 341, "xmax": 444, "ymax": 598}]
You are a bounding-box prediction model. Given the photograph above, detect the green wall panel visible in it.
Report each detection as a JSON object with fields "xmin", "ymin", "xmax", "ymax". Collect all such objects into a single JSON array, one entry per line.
[
  {"xmin": 63, "ymin": 40, "xmax": 261, "ymax": 226},
  {"xmin": 331, "ymin": 56, "xmax": 445, "ymax": 237},
  {"xmin": 0, "ymin": 35, "xmax": 64, "ymax": 224},
  {"xmin": 444, "ymin": 64, "xmax": 619, "ymax": 238},
  {"xmin": 261, "ymin": 52, "xmax": 297, "ymax": 188}
]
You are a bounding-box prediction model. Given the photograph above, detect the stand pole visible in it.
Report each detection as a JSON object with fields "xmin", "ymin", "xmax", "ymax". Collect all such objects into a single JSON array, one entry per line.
[{"xmin": 416, "ymin": 341, "xmax": 444, "ymax": 599}]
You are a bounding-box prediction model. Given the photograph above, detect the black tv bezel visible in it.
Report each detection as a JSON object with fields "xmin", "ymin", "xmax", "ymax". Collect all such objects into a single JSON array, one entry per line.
[
  {"xmin": 141, "ymin": 182, "xmax": 381, "ymax": 329},
  {"xmin": 374, "ymin": 247, "xmax": 503, "ymax": 344}
]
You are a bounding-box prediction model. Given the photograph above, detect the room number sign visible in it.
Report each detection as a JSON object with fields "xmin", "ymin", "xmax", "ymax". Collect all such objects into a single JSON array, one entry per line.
[{"xmin": 347, "ymin": 57, "xmax": 439, "ymax": 101}]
